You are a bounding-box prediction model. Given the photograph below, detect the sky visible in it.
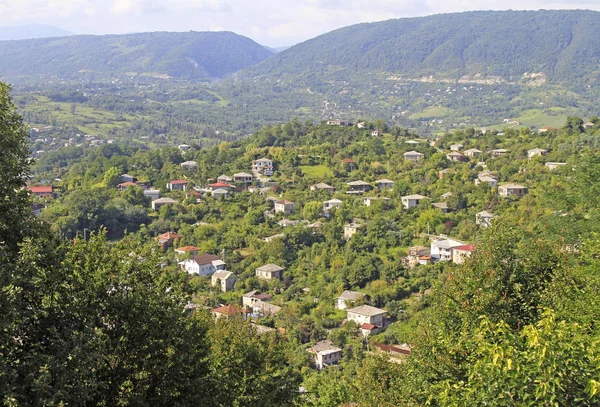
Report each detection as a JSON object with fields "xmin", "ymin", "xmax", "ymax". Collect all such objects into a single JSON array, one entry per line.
[{"xmin": 1, "ymin": 0, "xmax": 599, "ymax": 47}]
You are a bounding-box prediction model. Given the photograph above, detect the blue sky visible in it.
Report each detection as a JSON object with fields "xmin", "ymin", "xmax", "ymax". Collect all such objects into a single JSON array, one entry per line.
[{"xmin": 1, "ymin": 0, "xmax": 599, "ymax": 46}]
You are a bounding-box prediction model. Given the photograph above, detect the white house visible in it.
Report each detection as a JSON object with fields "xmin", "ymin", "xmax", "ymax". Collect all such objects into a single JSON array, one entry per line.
[
  {"xmin": 452, "ymin": 244, "xmax": 476, "ymax": 264},
  {"xmin": 476, "ymin": 210, "xmax": 495, "ymax": 227},
  {"xmin": 180, "ymin": 161, "xmax": 198, "ymax": 170},
  {"xmin": 167, "ymin": 180, "xmax": 188, "ymax": 191},
  {"xmin": 233, "ymin": 172, "xmax": 253, "ymax": 184},
  {"xmin": 401, "ymin": 194, "xmax": 426, "ymax": 209},
  {"xmin": 152, "ymin": 197, "xmax": 177, "ymax": 211},
  {"xmin": 344, "ymin": 222, "xmax": 362, "ymax": 240},
  {"xmin": 311, "ymin": 183, "xmax": 336, "ymax": 193},
  {"xmin": 217, "ymin": 175, "xmax": 233, "ymax": 183},
  {"xmin": 323, "ymin": 198, "xmax": 343, "ymax": 212},
  {"xmin": 211, "ymin": 188, "xmax": 229, "ymax": 200},
  {"xmin": 375, "ymin": 179, "xmax": 395, "ymax": 189},
  {"xmin": 274, "ymin": 200, "xmax": 295, "ymax": 214},
  {"xmin": 464, "ymin": 148, "xmax": 482, "ymax": 157},
  {"xmin": 211, "ymin": 270, "xmax": 237, "ymax": 292},
  {"xmin": 337, "ymin": 290, "xmax": 365, "ymax": 310},
  {"xmin": 346, "ymin": 305, "xmax": 387, "ymax": 330},
  {"xmin": 243, "ymin": 291, "xmax": 273, "ymax": 308},
  {"xmin": 256, "ymin": 264, "xmax": 284, "ymax": 280},
  {"xmin": 527, "ymin": 148, "xmax": 548, "ymax": 159},
  {"xmin": 475, "ymin": 173, "xmax": 498, "ymax": 187},
  {"xmin": 179, "ymin": 253, "xmax": 226, "ymax": 276},
  {"xmin": 450, "ymin": 144, "xmax": 464, "ymax": 151},
  {"xmin": 498, "ymin": 184, "xmax": 528, "ymax": 198},
  {"xmin": 308, "ymin": 340, "xmax": 343, "ymax": 370},
  {"xmin": 403, "ymin": 151, "xmax": 424, "ymax": 162},
  {"xmin": 545, "ymin": 162, "xmax": 566, "ymax": 171},
  {"xmin": 252, "ymin": 158, "xmax": 274, "ymax": 176},
  {"xmin": 431, "ymin": 238, "xmax": 465, "ymax": 262},
  {"xmin": 346, "ymin": 180, "xmax": 372, "ymax": 192}
]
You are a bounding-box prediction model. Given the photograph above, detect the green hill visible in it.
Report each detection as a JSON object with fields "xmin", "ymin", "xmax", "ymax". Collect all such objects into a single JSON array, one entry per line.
[
  {"xmin": 247, "ymin": 10, "xmax": 600, "ymax": 87},
  {"xmin": 0, "ymin": 31, "xmax": 274, "ymax": 83}
]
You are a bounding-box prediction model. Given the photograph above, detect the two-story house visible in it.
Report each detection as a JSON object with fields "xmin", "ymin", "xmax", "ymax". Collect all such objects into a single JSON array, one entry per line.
[
  {"xmin": 255, "ymin": 264, "xmax": 284, "ymax": 280},
  {"xmin": 498, "ymin": 183, "xmax": 528, "ymax": 198},
  {"xmin": 252, "ymin": 158, "xmax": 274, "ymax": 176},
  {"xmin": 431, "ymin": 238, "xmax": 465, "ymax": 262},
  {"xmin": 211, "ymin": 270, "xmax": 237, "ymax": 292},
  {"xmin": 308, "ymin": 340, "xmax": 343, "ymax": 370},
  {"xmin": 403, "ymin": 151, "xmax": 424, "ymax": 162},
  {"xmin": 167, "ymin": 179, "xmax": 188, "ymax": 191},
  {"xmin": 274, "ymin": 200, "xmax": 295, "ymax": 215},
  {"xmin": 179, "ymin": 253, "xmax": 226, "ymax": 276},
  {"xmin": 401, "ymin": 194, "xmax": 426, "ymax": 209}
]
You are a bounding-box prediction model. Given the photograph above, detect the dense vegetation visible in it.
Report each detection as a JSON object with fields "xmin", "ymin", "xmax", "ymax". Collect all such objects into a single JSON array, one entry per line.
[
  {"xmin": 0, "ymin": 31, "xmax": 274, "ymax": 83},
  {"xmin": 249, "ymin": 10, "xmax": 600, "ymax": 88}
]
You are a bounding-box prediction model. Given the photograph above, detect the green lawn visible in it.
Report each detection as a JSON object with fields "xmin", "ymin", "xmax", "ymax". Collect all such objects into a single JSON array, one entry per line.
[
  {"xmin": 485, "ymin": 108, "xmax": 568, "ymax": 130},
  {"xmin": 300, "ymin": 165, "xmax": 333, "ymax": 178},
  {"xmin": 409, "ymin": 106, "xmax": 453, "ymax": 120}
]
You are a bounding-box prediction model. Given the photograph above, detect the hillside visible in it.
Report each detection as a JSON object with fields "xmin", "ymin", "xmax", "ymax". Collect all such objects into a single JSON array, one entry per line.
[
  {"xmin": 0, "ymin": 31, "xmax": 275, "ymax": 83},
  {"xmin": 248, "ymin": 10, "xmax": 600, "ymax": 87}
]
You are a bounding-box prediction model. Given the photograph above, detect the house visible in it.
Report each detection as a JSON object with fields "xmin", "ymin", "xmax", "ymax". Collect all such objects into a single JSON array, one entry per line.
[
  {"xmin": 405, "ymin": 246, "xmax": 431, "ymax": 268},
  {"xmin": 167, "ymin": 180, "xmax": 188, "ymax": 191},
  {"xmin": 545, "ymin": 162, "xmax": 566, "ymax": 171},
  {"xmin": 476, "ymin": 211, "xmax": 495, "ymax": 227},
  {"xmin": 340, "ymin": 158, "xmax": 357, "ymax": 171},
  {"xmin": 117, "ymin": 182, "xmax": 137, "ymax": 192},
  {"xmin": 464, "ymin": 148, "xmax": 482, "ymax": 157},
  {"xmin": 233, "ymin": 172, "xmax": 253, "ymax": 184},
  {"xmin": 475, "ymin": 173, "xmax": 498, "ymax": 187},
  {"xmin": 178, "ymin": 144, "xmax": 191, "ymax": 151},
  {"xmin": 405, "ymin": 140, "xmax": 420, "ymax": 145},
  {"xmin": 346, "ymin": 180, "xmax": 372, "ymax": 193},
  {"xmin": 180, "ymin": 160, "xmax": 198, "ymax": 169},
  {"xmin": 143, "ymin": 189, "xmax": 160, "ymax": 200},
  {"xmin": 120, "ymin": 174, "xmax": 137, "ymax": 183},
  {"xmin": 211, "ymin": 188, "xmax": 229, "ymax": 200},
  {"xmin": 256, "ymin": 264, "xmax": 284, "ymax": 280},
  {"xmin": 431, "ymin": 237, "xmax": 465, "ymax": 261},
  {"xmin": 152, "ymin": 197, "xmax": 177, "ymax": 211},
  {"xmin": 441, "ymin": 191, "xmax": 453, "ymax": 200},
  {"xmin": 452, "ymin": 244, "xmax": 476, "ymax": 264},
  {"xmin": 431, "ymin": 202, "xmax": 448, "ymax": 213},
  {"xmin": 327, "ymin": 119, "xmax": 344, "ymax": 126},
  {"xmin": 447, "ymin": 152, "xmax": 467, "ymax": 162},
  {"xmin": 311, "ymin": 183, "xmax": 336, "ymax": 193},
  {"xmin": 323, "ymin": 198, "xmax": 343, "ymax": 212},
  {"xmin": 156, "ymin": 231, "xmax": 181, "ymax": 250},
  {"xmin": 401, "ymin": 194, "xmax": 426, "ymax": 209},
  {"xmin": 344, "ymin": 222, "xmax": 362, "ymax": 240},
  {"xmin": 337, "ymin": 290, "xmax": 365, "ymax": 310},
  {"xmin": 528, "ymin": 148, "xmax": 548, "ymax": 159},
  {"xmin": 217, "ymin": 175, "xmax": 233, "ymax": 183},
  {"xmin": 498, "ymin": 184, "xmax": 528, "ymax": 198},
  {"xmin": 252, "ymin": 158, "xmax": 274, "ymax": 176},
  {"xmin": 179, "ymin": 253, "xmax": 226, "ymax": 276},
  {"xmin": 346, "ymin": 305, "xmax": 387, "ymax": 332},
  {"xmin": 212, "ymin": 304, "xmax": 249, "ymax": 320},
  {"xmin": 175, "ymin": 246, "xmax": 200, "ymax": 257},
  {"xmin": 450, "ymin": 144, "xmax": 464, "ymax": 151},
  {"xmin": 489, "ymin": 149, "xmax": 509, "ymax": 158},
  {"xmin": 274, "ymin": 200, "xmax": 295, "ymax": 215},
  {"xmin": 439, "ymin": 168, "xmax": 452, "ymax": 179},
  {"xmin": 375, "ymin": 179, "xmax": 395, "ymax": 189},
  {"xmin": 403, "ymin": 151, "xmax": 424, "ymax": 162},
  {"xmin": 357, "ymin": 121, "xmax": 367, "ymax": 128},
  {"xmin": 278, "ymin": 219, "xmax": 299, "ymax": 227},
  {"xmin": 308, "ymin": 340, "xmax": 343, "ymax": 370},
  {"xmin": 243, "ymin": 291, "xmax": 273, "ymax": 308},
  {"xmin": 371, "ymin": 343, "xmax": 412, "ymax": 360},
  {"xmin": 28, "ymin": 185, "xmax": 54, "ymax": 199},
  {"xmin": 371, "ymin": 129, "xmax": 382, "ymax": 137},
  {"xmin": 211, "ymin": 270, "xmax": 237, "ymax": 292},
  {"xmin": 252, "ymin": 301, "xmax": 282, "ymax": 316},
  {"xmin": 207, "ymin": 181, "xmax": 235, "ymax": 191},
  {"xmin": 363, "ymin": 197, "xmax": 391, "ymax": 207}
]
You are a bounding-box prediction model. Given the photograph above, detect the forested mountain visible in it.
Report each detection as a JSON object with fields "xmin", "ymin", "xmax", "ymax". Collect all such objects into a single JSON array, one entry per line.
[
  {"xmin": 248, "ymin": 10, "xmax": 600, "ymax": 87},
  {"xmin": 0, "ymin": 31, "xmax": 274, "ymax": 83},
  {"xmin": 0, "ymin": 24, "xmax": 73, "ymax": 41}
]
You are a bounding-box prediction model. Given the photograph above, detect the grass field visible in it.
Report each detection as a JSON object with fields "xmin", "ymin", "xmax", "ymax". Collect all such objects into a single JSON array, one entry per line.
[
  {"xmin": 485, "ymin": 108, "xmax": 568, "ymax": 130},
  {"xmin": 409, "ymin": 106, "xmax": 453, "ymax": 120},
  {"xmin": 300, "ymin": 165, "xmax": 333, "ymax": 178}
]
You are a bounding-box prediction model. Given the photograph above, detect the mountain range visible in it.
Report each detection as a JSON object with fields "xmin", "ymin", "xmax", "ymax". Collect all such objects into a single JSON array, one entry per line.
[{"xmin": 0, "ymin": 24, "xmax": 73, "ymax": 41}]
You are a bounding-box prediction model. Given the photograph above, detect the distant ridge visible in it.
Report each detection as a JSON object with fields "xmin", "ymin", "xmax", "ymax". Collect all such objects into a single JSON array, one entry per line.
[
  {"xmin": 0, "ymin": 24, "xmax": 73, "ymax": 41},
  {"xmin": 247, "ymin": 10, "xmax": 600, "ymax": 88},
  {"xmin": 0, "ymin": 31, "xmax": 275, "ymax": 83}
]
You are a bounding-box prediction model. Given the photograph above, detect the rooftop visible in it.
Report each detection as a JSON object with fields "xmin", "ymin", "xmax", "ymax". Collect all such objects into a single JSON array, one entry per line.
[
  {"xmin": 347, "ymin": 304, "xmax": 387, "ymax": 317},
  {"xmin": 256, "ymin": 263, "xmax": 284, "ymax": 272},
  {"xmin": 338, "ymin": 290, "xmax": 364, "ymax": 301}
]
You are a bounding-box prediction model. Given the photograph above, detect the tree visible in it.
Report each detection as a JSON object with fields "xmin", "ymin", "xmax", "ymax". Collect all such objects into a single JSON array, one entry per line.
[{"xmin": 103, "ymin": 166, "xmax": 122, "ymax": 188}]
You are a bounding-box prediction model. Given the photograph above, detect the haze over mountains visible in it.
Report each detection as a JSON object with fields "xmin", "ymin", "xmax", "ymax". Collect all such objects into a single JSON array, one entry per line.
[{"xmin": 0, "ymin": 24, "xmax": 73, "ymax": 41}]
